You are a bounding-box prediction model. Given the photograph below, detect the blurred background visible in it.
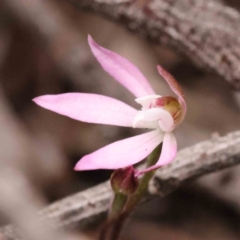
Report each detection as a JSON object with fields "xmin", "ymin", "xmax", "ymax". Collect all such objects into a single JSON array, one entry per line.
[{"xmin": 0, "ymin": 0, "xmax": 240, "ymax": 239}]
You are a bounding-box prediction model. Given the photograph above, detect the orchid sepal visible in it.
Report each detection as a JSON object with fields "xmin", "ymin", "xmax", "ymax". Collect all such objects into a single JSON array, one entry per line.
[{"xmin": 33, "ymin": 36, "xmax": 186, "ymax": 174}]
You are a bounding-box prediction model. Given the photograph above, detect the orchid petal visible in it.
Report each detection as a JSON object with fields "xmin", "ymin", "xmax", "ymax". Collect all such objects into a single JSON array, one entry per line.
[
  {"xmin": 138, "ymin": 132, "xmax": 177, "ymax": 174},
  {"xmin": 132, "ymin": 111, "xmax": 145, "ymax": 128},
  {"xmin": 74, "ymin": 130, "xmax": 164, "ymax": 170},
  {"xmin": 144, "ymin": 108, "xmax": 174, "ymax": 132},
  {"xmin": 33, "ymin": 93, "xmax": 138, "ymax": 127},
  {"xmin": 88, "ymin": 35, "xmax": 155, "ymax": 98},
  {"xmin": 157, "ymin": 65, "xmax": 187, "ymax": 120},
  {"xmin": 135, "ymin": 95, "xmax": 161, "ymax": 109},
  {"xmin": 156, "ymin": 132, "xmax": 177, "ymax": 166},
  {"xmin": 132, "ymin": 111, "xmax": 159, "ymax": 129},
  {"xmin": 133, "ymin": 108, "xmax": 174, "ymax": 131}
]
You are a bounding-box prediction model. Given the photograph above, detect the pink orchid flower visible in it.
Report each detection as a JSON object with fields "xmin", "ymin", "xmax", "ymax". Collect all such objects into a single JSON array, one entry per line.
[{"xmin": 33, "ymin": 36, "xmax": 186, "ymax": 174}]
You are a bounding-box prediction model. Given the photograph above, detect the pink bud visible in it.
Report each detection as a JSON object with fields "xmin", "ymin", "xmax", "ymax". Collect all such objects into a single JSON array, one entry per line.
[{"xmin": 111, "ymin": 166, "xmax": 138, "ymax": 195}]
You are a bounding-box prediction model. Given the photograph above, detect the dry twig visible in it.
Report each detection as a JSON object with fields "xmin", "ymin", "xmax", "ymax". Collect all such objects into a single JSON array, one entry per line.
[
  {"xmin": 2, "ymin": 0, "xmax": 240, "ymax": 88},
  {"xmin": 0, "ymin": 95, "xmax": 82, "ymax": 240},
  {"xmin": 63, "ymin": 0, "xmax": 240, "ymax": 89},
  {"xmin": 1, "ymin": 130, "xmax": 240, "ymax": 239},
  {"xmin": 0, "ymin": 0, "xmax": 91, "ymax": 85}
]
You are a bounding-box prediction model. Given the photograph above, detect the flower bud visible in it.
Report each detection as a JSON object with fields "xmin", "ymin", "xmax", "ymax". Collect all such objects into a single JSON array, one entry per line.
[{"xmin": 110, "ymin": 166, "xmax": 138, "ymax": 195}]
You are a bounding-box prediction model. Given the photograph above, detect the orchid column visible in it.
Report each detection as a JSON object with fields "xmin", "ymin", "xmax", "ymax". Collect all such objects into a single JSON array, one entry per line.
[{"xmin": 33, "ymin": 36, "xmax": 186, "ymax": 239}]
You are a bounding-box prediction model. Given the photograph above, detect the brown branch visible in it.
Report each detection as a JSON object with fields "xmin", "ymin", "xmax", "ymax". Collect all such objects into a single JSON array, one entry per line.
[
  {"xmin": 1, "ymin": 130, "xmax": 240, "ymax": 239},
  {"xmin": 2, "ymin": 0, "xmax": 240, "ymax": 89},
  {"xmin": 0, "ymin": 94, "xmax": 81, "ymax": 240},
  {"xmin": 63, "ymin": 0, "xmax": 240, "ymax": 89},
  {"xmin": 0, "ymin": 0, "xmax": 91, "ymax": 86},
  {"xmin": 150, "ymin": 131, "xmax": 240, "ymax": 196}
]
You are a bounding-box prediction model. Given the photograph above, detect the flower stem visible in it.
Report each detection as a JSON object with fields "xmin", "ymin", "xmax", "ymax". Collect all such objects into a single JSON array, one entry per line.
[
  {"xmin": 124, "ymin": 144, "xmax": 162, "ymax": 212},
  {"xmin": 109, "ymin": 214, "xmax": 125, "ymax": 240},
  {"xmin": 99, "ymin": 193, "xmax": 128, "ymax": 240},
  {"xmin": 109, "ymin": 193, "xmax": 128, "ymax": 220},
  {"xmin": 110, "ymin": 144, "xmax": 162, "ymax": 240}
]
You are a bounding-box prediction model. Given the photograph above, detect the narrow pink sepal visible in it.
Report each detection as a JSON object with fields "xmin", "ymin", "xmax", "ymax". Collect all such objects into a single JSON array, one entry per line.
[
  {"xmin": 74, "ymin": 130, "xmax": 164, "ymax": 171},
  {"xmin": 88, "ymin": 35, "xmax": 155, "ymax": 98},
  {"xmin": 33, "ymin": 93, "xmax": 138, "ymax": 127},
  {"xmin": 137, "ymin": 132, "xmax": 177, "ymax": 174},
  {"xmin": 157, "ymin": 65, "xmax": 187, "ymax": 120}
]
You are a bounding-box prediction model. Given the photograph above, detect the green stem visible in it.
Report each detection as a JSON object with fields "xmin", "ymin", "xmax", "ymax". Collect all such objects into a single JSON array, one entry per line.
[
  {"xmin": 124, "ymin": 144, "xmax": 162, "ymax": 212},
  {"xmin": 110, "ymin": 214, "xmax": 125, "ymax": 240},
  {"xmin": 109, "ymin": 193, "xmax": 128, "ymax": 220},
  {"xmin": 110, "ymin": 145, "xmax": 162, "ymax": 240},
  {"xmin": 99, "ymin": 193, "xmax": 127, "ymax": 240}
]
